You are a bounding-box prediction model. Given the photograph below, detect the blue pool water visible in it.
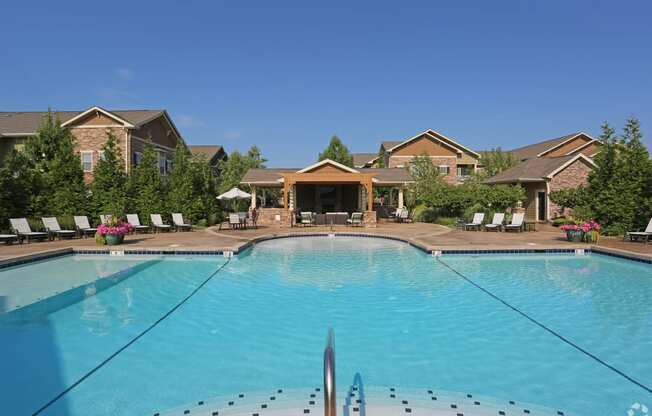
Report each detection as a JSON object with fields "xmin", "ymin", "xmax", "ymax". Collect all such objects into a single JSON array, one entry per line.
[{"xmin": 0, "ymin": 237, "xmax": 650, "ymax": 416}]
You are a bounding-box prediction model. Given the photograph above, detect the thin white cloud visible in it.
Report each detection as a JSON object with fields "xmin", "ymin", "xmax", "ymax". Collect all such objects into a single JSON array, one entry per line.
[{"xmin": 115, "ymin": 68, "xmax": 133, "ymax": 80}]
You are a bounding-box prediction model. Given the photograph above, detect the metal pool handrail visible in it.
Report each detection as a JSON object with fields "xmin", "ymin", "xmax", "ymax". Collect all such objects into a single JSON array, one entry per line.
[{"xmin": 323, "ymin": 328, "xmax": 336, "ymax": 416}]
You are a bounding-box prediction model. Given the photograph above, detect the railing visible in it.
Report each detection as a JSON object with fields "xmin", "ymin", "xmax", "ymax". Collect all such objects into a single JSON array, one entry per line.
[{"xmin": 323, "ymin": 328, "xmax": 336, "ymax": 416}]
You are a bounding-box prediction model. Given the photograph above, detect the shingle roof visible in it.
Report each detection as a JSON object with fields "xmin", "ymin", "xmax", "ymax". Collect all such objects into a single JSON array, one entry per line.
[
  {"xmin": 485, "ymin": 155, "xmax": 587, "ymax": 184},
  {"xmin": 189, "ymin": 145, "xmax": 225, "ymax": 160},
  {"xmin": 352, "ymin": 153, "xmax": 378, "ymax": 167},
  {"xmin": 241, "ymin": 167, "xmax": 414, "ymax": 185},
  {"xmin": 0, "ymin": 109, "xmax": 165, "ymax": 136},
  {"xmin": 381, "ymin": 141, "xmax": 402, "ymax": 150},
  {"xmin": 509, "ymin": 133, "xmax": 581, "ymax": 160},
  {"xmin": 241, "ymin": 168, "xmax": 299, "ymax": 184}
]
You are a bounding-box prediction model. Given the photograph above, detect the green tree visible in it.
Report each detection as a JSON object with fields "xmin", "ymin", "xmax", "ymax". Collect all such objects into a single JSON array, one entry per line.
[
  {"xmin": 22, "ymin": 110, "xmax": 87, "ymax": 216},
  {"xmin": 167, "ymin": 143, "xmax": 220, "ymax": 222},
  {"xmin": 587, "ymin": 118, "xmax": 652, "ymax": 234},
  {"xmin": 375, "ymin": 147, "xmax": 386, "ymax": 168},
  {"xmin": 48, "ymin": 129, "xmax": 88, "ymax": 216},
  {"xmin": 318, "ymin": 135, "xmax": 353, "ymax": 167},
  {"xmin": 219, "ymin": 146, "xmax": 267, "ymax": 194},
  {"xmin": 0, "ymin": 151, "xmax": 45, "ymax": 229},
  {"xmin": 90, "ymin": 132, "xmax": 128, "ymax": 217},
  {"xmin": 127, "ymin": 141, "xmax": 166, "ymax": 224},
  {"xmin": 480, "ymin": 147, "xmax": 519, "ymax": 177}
]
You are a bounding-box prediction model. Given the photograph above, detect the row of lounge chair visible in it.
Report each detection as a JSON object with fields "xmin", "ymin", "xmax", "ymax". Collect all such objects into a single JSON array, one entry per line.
[
  {"xmin": 464, "ymin": 212, "xmax": 525, "ymax": 232},
  {"xmin": 3, "ymin": 213, "xmax": 193, "ymax": 244}
]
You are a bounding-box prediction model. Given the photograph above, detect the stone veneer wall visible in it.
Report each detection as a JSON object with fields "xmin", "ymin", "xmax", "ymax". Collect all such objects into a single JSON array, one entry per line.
[
  {"xmin": 71, "ymin": 127, "xmax": 128, "ymax": 182},
  {"xmin": 548, "ymin": 159, "xmax": 592, "ymax": 218}
]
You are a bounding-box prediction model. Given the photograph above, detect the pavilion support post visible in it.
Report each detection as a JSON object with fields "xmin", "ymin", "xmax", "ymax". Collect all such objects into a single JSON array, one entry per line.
[
  {"xmin": 398, "ymin": 187, "xmax": 404, "ymax": 209},
  {"xmin": 250, "ymin": 186, "xmax": 257, "ymax": 209},
  {"xmin": 366, "ymin": 180, "xmax": 373, "ymax": 212}
]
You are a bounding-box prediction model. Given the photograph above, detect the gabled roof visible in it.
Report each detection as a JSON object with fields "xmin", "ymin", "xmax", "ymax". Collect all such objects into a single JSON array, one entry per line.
[
  {"xmin": 485, "ymin": 154, "xmax": 595, "ymax": 184},
  {"xmin": 0, "ymin": 108, "xmax": 167, "ymax": 136},
  {"xmin": 297, "ymin": 159, "xmax": 360, "ymax": 174},
  {"xmin": 60, "ymin": 106, "xmax": 135, "ymax": 128},
  {"xmin": 240, "ymin": 167, "xmax": 414, "ymax": 186},
  {"xmin": 189, "ymin": 145, "xmax": 225, "ymax": 161},
  {"xmin": 352, "ymin": 153, "xmax": 378, "ymax": 167},
  {"xmin": 381, "ymin": 129, "xmax": 481, "ymax": 158},
  {"xmin": 509, "ymin": 132, "xmax": 596, "ymax": 160}
]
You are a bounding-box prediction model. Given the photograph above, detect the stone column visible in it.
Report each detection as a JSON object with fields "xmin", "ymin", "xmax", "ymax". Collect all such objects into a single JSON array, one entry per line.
[
  {"xmin": 398, "ymin": 187, "xmax": 404, "ymax": 209},
  {"xmin": 250, "ymin": 186, "xmax": 257, "ymax": 209}
]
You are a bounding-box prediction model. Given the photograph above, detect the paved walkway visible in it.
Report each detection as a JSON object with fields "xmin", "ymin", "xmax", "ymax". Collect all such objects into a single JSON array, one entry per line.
[{"xmin": 1, "ymin": 222, "xmax": 650, "ymax": 263}]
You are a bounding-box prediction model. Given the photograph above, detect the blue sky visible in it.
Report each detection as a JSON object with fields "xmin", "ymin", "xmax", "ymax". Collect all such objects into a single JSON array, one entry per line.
[{"xmin": 2, "ymin": 1, "xmax": 651, "ymax": 166}]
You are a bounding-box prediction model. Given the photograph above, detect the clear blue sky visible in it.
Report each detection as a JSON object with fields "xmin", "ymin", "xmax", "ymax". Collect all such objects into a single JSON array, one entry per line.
[{"xmin": 2, "ymin": 1, "xmax": 651, "ymax": 167}]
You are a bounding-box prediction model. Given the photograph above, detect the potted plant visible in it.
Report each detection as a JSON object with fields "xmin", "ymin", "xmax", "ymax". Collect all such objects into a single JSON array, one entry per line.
[
  {"xmin": 560, "ymin": 220, "xmax": 600, "ymax": 243},
  {"xmin": 95, "ymin": 217, "xmax": 134, "ymax": 246},
  {"xmin": 581, "ymin": 220, "xmax": 601, "ymax": 243},
  {"xmin": 561, "ymin": 224, "xmax": 583, "ymax": 242}
]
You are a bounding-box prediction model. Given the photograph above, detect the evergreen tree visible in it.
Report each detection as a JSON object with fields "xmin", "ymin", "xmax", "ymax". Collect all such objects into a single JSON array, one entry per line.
[
  {"xmin": 23, "ymin": 110, "xmax": 66, "ymax": 172},
  {"xmin": 0, "ymin": 151, "xmax": 45, "ymax": 229},
  {"xmin": 167, "ymin": 143, "xmax": 195, "ymax": 219},
  {"xmin": 48, "ymin": 130, "xmax": 88, "ymax": 216},
  {"xmin": 127, "ymin": 140, "xmax": 166, "ymax": 224},
  {"xmin": 619, "ymin": 118, "xmax": 652, "ymax": 230},
  {"xmin": 376, "ymin": 147, "xmax": 386, "ymax": 168},
  {"xmin": 318, "ymin": 135, "xmax": 354, "ymax": 167},
  {"xmin": 22, "ymin": 110, "xmax": 87, "ymax": 216},
  {"xmin": 91, "ymin": 132, "xmax": 128, "ymax": 217},
  {"xmin": 167, "ymin": 143, "xmax": 220, "ymax": 222}
]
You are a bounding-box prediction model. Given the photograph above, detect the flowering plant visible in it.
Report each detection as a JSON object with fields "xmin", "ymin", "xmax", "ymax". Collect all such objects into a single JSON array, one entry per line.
[
  {"xmin": 561, "ymin": 220, "xmax": 600, "ymax": 243},
  {"xmin": 95, "ymin": 216, "xmax": 133, "ymax": 245},
  {"xmin": 96, "ymin": 222, "xmax": 133, "ymax": 236}
]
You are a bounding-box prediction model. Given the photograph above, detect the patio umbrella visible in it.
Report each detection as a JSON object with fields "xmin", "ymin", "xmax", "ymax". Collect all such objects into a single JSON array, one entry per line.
[{"xmin": 217, "ymin": 187, "xmax": 252, "ymax": 211}]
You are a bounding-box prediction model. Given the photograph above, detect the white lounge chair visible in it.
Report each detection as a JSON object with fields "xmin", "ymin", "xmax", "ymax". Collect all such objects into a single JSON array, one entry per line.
[
  {"xmin": 300, "ymin": 212, "xmax": 314, "ymax": 227},
  {"xmin": 172, "ymin": 213, "xmax": 192, "ymax": 232},
  {"xmin": 625, "ymin": 218, "xmax": 652, "ymax": 244},
  {"xmin": 505, "ymin": 212, "xmax": 525, "ymax": 232},
  {"xmin": 465, "ymin": 213, "xmax": 485, "ymax": 231},
  {"xmin": 99, "ymin": 214, "xmax": 113, "ymax": 225},
  {"xmin": 229, "ymin": 213, "xmax": 242, "ymax": 230},
  {"xmin": 10, "ymin": 218, "xmax": 48, "ymax": 243},
  {"xmin": 347, "ymin": 212, "xmax": 364, "ymax": 227},
  {"xmin": 41, "ymin": 217, "xmax": 76, "ymax": 240},
  {"xmin": 74, "ymin": 216, "xmax": 97, "ymax": 238},
  {"xmin": 126, "ymin": 214, "xmax": 150, "ymax": 233},
  {"xmin": 0, "ymin": 234, "xmax": 19, "ymax": 245},
  {"xmin": 150, "ymin": 214, "xmax": 172, "ymax": 233},
  {"xmin": 484, "ymin": 213, "xmax": 505, "ymax": 232}
]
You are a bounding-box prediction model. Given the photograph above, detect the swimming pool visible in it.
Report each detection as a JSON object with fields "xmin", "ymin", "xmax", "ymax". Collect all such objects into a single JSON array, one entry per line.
[{"xmin": 0, "ymin": 237, "xmax": 650, "ymax": 415}]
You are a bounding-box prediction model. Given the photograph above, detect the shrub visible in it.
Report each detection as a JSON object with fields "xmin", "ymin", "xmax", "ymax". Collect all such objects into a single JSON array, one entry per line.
[{"xmin": 412, "ymin": 203, "xmax": 437, "ymax": 223}]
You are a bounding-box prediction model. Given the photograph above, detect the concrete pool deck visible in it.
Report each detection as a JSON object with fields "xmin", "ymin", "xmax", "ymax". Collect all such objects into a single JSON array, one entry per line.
[{"xmin": 1, "ymin": 221, "xmax": 651, "ymax": 265}]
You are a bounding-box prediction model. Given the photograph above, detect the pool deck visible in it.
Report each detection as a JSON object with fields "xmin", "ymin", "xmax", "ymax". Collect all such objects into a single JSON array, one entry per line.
[{"xmin": 1, "ymin": 221, "xmax": 651, "ymax": 265}]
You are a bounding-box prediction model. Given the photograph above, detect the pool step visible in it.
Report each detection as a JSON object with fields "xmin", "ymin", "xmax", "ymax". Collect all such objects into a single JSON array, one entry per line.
[{"xmin": 156, "ymin": 386, "xmax": 571, "ymax": 416}]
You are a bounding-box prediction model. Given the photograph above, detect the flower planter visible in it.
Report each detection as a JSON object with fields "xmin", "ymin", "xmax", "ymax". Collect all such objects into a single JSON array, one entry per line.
[
  {"xmin": 105, "ymin": 234, "xmax": 125, "ymax": 246},
  {"xmin": 565, "ymin": 230, "xmax": 583, "ymax": 242}
]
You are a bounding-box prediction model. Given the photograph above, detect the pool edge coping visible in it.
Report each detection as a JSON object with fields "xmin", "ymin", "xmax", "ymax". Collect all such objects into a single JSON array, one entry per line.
[{"xmin": 0, "ymin": 233, "xmax": 650, "ymax": 269}]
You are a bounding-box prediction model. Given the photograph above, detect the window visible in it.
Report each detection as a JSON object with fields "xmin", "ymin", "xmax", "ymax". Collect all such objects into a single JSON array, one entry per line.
[
  {"xmin": 133, "ymin": 152, "xmax": 143, "ymax": 166},
  {"xmin": 438, "ymin": 165, "xmax": 450, "ymax": 175},
  {"xmin": 81, "ymin": 151, "xmax": 93, "ymax": 172},
  {"xmin": 166, "ymin": 159, "xmax": 173, "ymax": 174},
  {"xmin": 159, "ymin": 157, "xmax": 166, "ymax": 175},
  {"xmin": 457, "ymin": 165, "xmax": 473, "ymax": 176},
  {"xmin": 98, "ymin": 150, "xmax": 106, "ymax": 161}
]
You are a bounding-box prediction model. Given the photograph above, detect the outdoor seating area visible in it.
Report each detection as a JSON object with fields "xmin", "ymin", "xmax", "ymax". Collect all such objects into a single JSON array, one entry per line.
[
  {"xmin": 461, "ymin": 212, "xmax": 526, "ymax": 232},
  {"xmin": 3, "ymin": 213, "xmax": 195, "ymax": 244},
  {"xmin": 293, "ymin": 211, "xmax": 364, "ymax": 227}
]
